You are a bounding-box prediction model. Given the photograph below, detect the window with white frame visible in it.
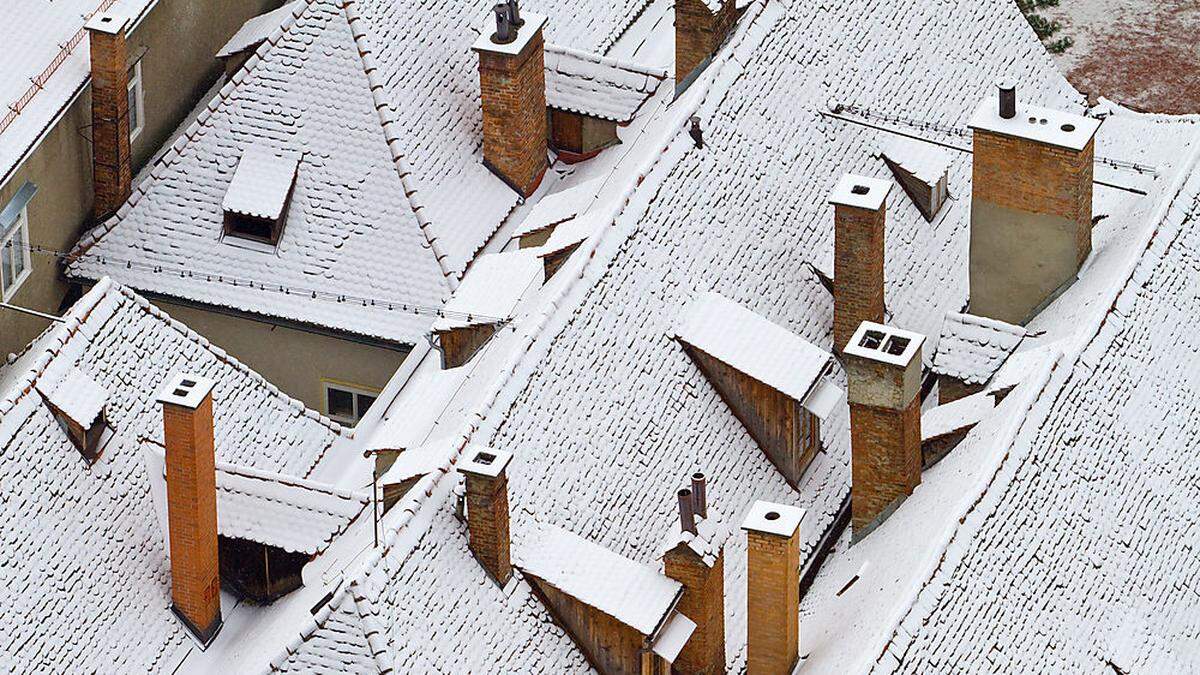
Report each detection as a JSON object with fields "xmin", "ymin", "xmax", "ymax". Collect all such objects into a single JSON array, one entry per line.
[
  {"xmin": 127, "ymin": 60, "xmax": 145, "ymax": 142},
  {"xmin": 323, "ymin": 381, "xmax": 379, "ymax": 425},
  {"xmin": 1, "ymin": 207, "xmax": 31, "ymax": 301}
]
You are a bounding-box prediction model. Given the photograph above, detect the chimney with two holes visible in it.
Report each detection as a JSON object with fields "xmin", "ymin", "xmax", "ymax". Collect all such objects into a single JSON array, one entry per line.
[
  {"xmin": 676, "ymin": 0, "xmax": 737, "ymax": 93},
  {"xmin": 742, "ymin": 501, "xmax": 803, "ymax": 675},
  {"xmin": 458, "ymin": 447, "xmax": 514, "ymax": 584},
  {"xmin": 968, "ymin": 78, "xmax": 1102, "ymax": 325},
  {"xmin": 830, "ymin": 174, "xmax": 891, "ymax": 354},
  {"xmin": 663, "ymin": 473, "xmax": 726, "ymax": 674},
  {"xmin": 843, "ymin": 321, "xmax": 924, "ymax": 538},
  {"xmin": 157, "ymin": 373, "xmax": 222, "ymax": 645},
  {"xmin": 473, "ymin": 0, "xmax": 548, "ymax": 197},
  {"xmin": 86, "ymin": 11, "xmax": 133, "ymax": 222}
]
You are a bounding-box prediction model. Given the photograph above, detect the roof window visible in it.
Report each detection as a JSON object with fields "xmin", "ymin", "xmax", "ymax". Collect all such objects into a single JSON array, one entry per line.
[{"xmin": 222, "ymin": 145, "xmax": 300, "ymax": 246}]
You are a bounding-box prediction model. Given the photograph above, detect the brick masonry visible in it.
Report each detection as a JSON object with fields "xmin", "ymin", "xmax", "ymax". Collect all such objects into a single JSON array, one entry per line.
[
  {"xmin": 849, "ymin": 397, "xmax": 921, "ymax": 531},
  {"xmin": 745, "ymin": 527, "xmax": 799, "ymax": 675},
  {"xmin": 88, "ymin": 23, "xmax": 132, "ymax": 222},
  {"xmin": 676, "ymin": 0, "xmax": 736, "ymax": 86},
  {"xmin": 465, "ymin": 472, "xmax": 512, "ymax": 584},
  {"xmin": 663, "ymin": 545, "xmax": 726, "ymax": 674},
  {"xmin": 163, "ymin": 393, "xmax": 221, "ymax": 642},
  {"xmin": 970, "ymin": 129, "xmax": 1094, "ymax": 323},
  {"xmin": 478, "ymin": 28, "xmax": 548, "ymax": 198},
  {"xmin": 834, "ymin": 203, "xmax": 886, "ymax": 353}
]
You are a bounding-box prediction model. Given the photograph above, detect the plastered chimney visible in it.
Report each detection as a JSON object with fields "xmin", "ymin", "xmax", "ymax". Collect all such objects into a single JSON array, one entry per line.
[
  {"xmin": 830, "ymin": 175, "xmax": 891, "ymax": 353},
  {"xmin": 741, "ymin": 501, "xmax": 803, "ymax": 675},
  {"xmin": 458, "ymin": 446, "xmax": 514, "ymax": 584},
  {"xmin": 157, "ymin": 373, "xmax": 222, "ymax": 645},
  {"xmin": 662, "ymin": 474, "xmax": 726, "ymax": 674},
  {"xmin": 968, "ymin": 79, "xmax": 1102, "ymax": 324},
  {"xmin": 843, "ymin": 322, "xmax": 924, "ymax": 537},
  {"xmin": 675, "ymin": 0, "xmax": 737, "ymax": 92},
  {"xmin": 85, "ymin": 11, "xmax": 133, "ymax": 222},
  {"xmin": 472, "ymin": 2, "xmax": 548, "ymax": 197}
]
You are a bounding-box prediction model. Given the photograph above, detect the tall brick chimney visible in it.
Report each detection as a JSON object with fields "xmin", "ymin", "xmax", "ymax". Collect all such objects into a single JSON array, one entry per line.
[
  {"xmin": 86, "ymin": 11, "xmax": 133, "ymax": 222},
  {"xmin": 156, "ymin": 373, "xmax": 222, "ymax": 645},
  {"xmin": 968, "ymin": 79, "xmax": 1102, "ymax": 324},
  {"xmin": 662, "ymin": 474, "xmax": 726, "ymax": 674},
  {"xmin": 741, "ymin": 500, "xmax": 803, "ymax": 675},
  {"xmin": 675, "ymin": 0, "xmax": 737, "ymax": 92},
  {"xmin": 843, "ymin": 322, "xmax": 924, "ymax": 538},
  {"xmin": 458, "ymin": 446, "xmax": 514, "ymax": 584},
  {"xmin": 830, "ymin": 174, "xmax": 891, "ymax": 354},
  {"xmin": 472, "ymin": 2, "xmax": 548, "ymax": 197}
]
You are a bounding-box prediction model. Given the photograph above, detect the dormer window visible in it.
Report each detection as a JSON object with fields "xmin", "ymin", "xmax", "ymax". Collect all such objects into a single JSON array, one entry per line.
[
  {"xmin": 36, "ymin": 368, "xmax": 112, "ymax": 463},
  {"xmin": 431, "ymin": 251, "xmax": 542, "ymax": 369},
  {"xmin": 222, "ymin": 145, "xmax": 300, "ymax": 246}
]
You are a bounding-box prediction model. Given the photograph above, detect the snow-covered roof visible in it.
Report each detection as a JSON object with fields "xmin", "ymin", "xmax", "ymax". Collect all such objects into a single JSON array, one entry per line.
[
  {"xmin": 931, "ymin": 312, "xmax": 1027, "ymax": 385},
  {"xmin": 216, "ymin": 1, "xmax": 302, "ymax": 59},
  {"xmin": 539, "ymin": 207, "xmax": 609, "ymax": 255},
  {"xmin": 0, "ymin": 0, "xmax": 155, "ymax": 185},
  {"xmin": 675, "ymin": 291, "xmax": 833, "ymax": 402},
  {"xmin": 432, "ymin": 251, "xmax": 542, "ymax": 332},
  {"xmin": 34, "ymin": 366, "xmax": 109, "ymax": 428},
  {"xmin": 144, "ymin": 444, "xmax": 368, "ymax": 555},
  {"xmin": 662, "ymin": 509, "xmax": 731, "ymax": 567},
  {"xmin": 544, "ymin": 43, "xmax": 668, "ymax": 123},
  {"xmin": 520, "ymin": 524, "xmax": 682, "ymax": 635},
  {"xmin": 511, "ymin": 176, "xmax": 607, "ymax": 239},
  {"xmin": 221, "ymin": 145, "xmax": 301, "ymax": 221},
  {"xmin": 921, "ymin": 391, "xmax": 994, "ymax": 441},
  {"xmin": 880, "ymin": 137, "xmax": 952, "ymax": 186},
  {"xmin": 0, "ymin": 277, "xmax": 343, "ymax": 671}
]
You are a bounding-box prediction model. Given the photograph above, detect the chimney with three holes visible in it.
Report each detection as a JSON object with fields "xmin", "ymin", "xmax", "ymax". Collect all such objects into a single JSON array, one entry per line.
[
  {"xmin": 968, "ymin": 78, "xmax": 1102, "ymax": 324},
  {"xmin": 458, "ymin": 446, "xmax": 514, "ymax": 584},
  {"xmin": 742, "ymin": 500, "xmax": 803, "ymax": 675},
  {"xmin": 844, "ymin": 322, "xmax": 924, "ymax": 538},
  {"xmin": 86, "ymin": 10, "xmax": 133, "ymax": 222},
  {"xmin": 157, "ymin": 373, "xmax": 222, "ymax": 645},
  {"xmin": 830, "ymin": 174, "xmax": 891, "ymax": 354},
  {"xmin": 473, "ymin": 0, "xmax": 548, "ymax": 197},
  {"xmin": 662, "ymin": 473, "xmax": 726, "ymax": 674}
]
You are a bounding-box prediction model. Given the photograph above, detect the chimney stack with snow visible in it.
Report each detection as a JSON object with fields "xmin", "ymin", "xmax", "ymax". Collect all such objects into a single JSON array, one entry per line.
[
  {"xmin": 830, "ymin": 174, "xmax": 891, "ymax": 354},
  {"xmin": 663, "ymin": 473, "xmax": 727, "ymax": 675},
  {"xmin": 741, "ymin": 501, "xmax": 803, "ymax": 675},
  {"xmin": 473, "ymin": 1, "xmax": 548, "ymax": 197},
  {"xmin": 844, "ymin": 322, "xmax": 924, "ymax": 537},
  {"xmin": 459, "ymin": 446, "xmax": 514, "ymax": 584},
  {"xmin": 968, "ymin": 79, "xmax": 1102, "ymax": 324},
  {"xmin": 86, "ymin": 11, "xmax": 133, "ymax": 222},
  {"xmin": 157, "ymin": 373, "xmax": 222, "ymax": 645},
  {"xmin": 675, "ymin": 0, "xmax": 737, "ymax": 93}
]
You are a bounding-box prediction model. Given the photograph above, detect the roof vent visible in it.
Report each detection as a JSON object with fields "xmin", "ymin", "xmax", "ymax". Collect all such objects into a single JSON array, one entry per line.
[
  {"xmin": 491, "ymin": 3, "xmax": 515, "ymax": 43},
  {"xmin": 506, "ymin": 0, "xmax": 524, "ymax": 28},
  {"xmin": 997, "ymin": 77, "xmax": 1017, "ymax": 119}
]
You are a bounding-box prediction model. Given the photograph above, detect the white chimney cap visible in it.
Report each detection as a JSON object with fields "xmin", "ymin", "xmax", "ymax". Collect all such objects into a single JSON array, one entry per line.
[
  {"xmin": 968, "ymin": 97, "xmax": 1101, "ymax": 152},
  {"xmin": 471, "ymin": 11, "xmax": 547, "ymax": 56},
  {"xmin": 156, "ymin": 373, "xmax": 216, "ymax": 410},
  {"xmin": 844, "ymin": 321, "xmax": 924, "ymax": 367},
  {"xmin": 85, "ymin": 10, "xmax": 129, "ymax": 35},
  {"xmin": 829, "ymin": 174, "xmax": 891, "ymax": 211},
  {"xmin": 741, "ymin": 500, "xmax": 804, "ymax": 538},
  {"xmin": 458, "ymin": 445, "xmax": 514, "ymax": 478}
]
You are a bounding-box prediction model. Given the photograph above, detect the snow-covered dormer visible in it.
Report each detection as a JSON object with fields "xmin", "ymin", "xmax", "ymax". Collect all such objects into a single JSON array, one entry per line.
[
  {"xmin": 222, "ymin": 145, "xmax": 301, "ymax": 246},
  {"xmin": 35, "ymin": 367, "xmax": 111, "ymax": 464}
]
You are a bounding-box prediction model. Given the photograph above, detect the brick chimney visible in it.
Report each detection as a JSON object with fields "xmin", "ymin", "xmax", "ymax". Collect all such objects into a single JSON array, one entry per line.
[
  {"xmin": 473, "ymin": 2, "xmax": 548, "ymax": 197},
  {"xmin": 662, "ymin": 474, "xmax": 726, "ymax": 674},
  {"xmin": 86, "ymin": 11, "xmax": 133, "ymax": 222},
  {"xmin": 156, "ymin": 373, "xmax": 222, "ymax": 645},
  {"xmin": 830, "ymin": 174, "xmax": 891, "ymax": 354},
  {"xmin": 741, "ymin": 500, "xmax": 803, "ymax": 675},
  {"xmin": 675, "ymin": 0, "xmax": 737, "ymax": 92},
  {"xmin": 843, "ymin": 322, "xmax": 924, "ymax": 537},
  {"xmin": 458, "ymin": 446, "xmax": 514, "ymax": 584},
  {"xmin": 968, "ymin": 79, "xmax": 1102, "ymax": 324}
]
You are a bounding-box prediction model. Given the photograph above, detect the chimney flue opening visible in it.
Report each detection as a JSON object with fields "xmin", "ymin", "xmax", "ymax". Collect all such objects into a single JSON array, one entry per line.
[
  {"xmin": 506, "ymin": 0, "xmax": 524, "ymax": 28},
  {"xmin": 997, "ymin": 78, "xmax": 1017, "ymax": 120},
  {"xmin": 691, "ymin": 473, "xmax": 707, "ymax": 518},
  {"xmin": 491, "ymin": 4, "xmax": 514, "ymax": 44},
  {"xmin": 678, "ymin": 488, "xmax": 697, "ymax": 534}
]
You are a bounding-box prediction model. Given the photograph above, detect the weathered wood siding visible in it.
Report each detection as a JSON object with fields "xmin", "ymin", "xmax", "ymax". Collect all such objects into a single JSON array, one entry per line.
[{"xmin": 527, "ymin": 574, "xmax": 649, "ymax": 675}]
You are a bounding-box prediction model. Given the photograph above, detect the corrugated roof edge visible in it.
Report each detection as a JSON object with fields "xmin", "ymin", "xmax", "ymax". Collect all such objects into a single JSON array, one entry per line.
[
  {"xmin": 0, "ymin": 276, "xmax": 346, "ymax": 475},
  {"xmin": 259, "ymin": 1, "xmax": 778, "ymax": 666}
]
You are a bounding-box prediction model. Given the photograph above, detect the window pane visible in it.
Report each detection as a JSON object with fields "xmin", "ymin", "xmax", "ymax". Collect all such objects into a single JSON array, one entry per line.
[
  {"xmin": 127, "ymin": 85, "xmax": 139, "ymax": 134},
  {"xmin": 1, "ymin": 239, "xmax": 12, "ymax": 288},
  {"xmin": 356, "ymin": 394, "xmax": 377, "ymax": 419},
  {"xmin": 12, "ymin": 221, "xmax": 26, "ymax": 276},
  {"xmin": 327, "ymin": 388, "xmax": 353, "ymax": 419}
]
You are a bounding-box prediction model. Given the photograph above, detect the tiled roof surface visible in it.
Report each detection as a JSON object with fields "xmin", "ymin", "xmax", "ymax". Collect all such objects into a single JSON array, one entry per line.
[
  {"xmin": 69, "ymin": 0, "xmax": 451, "ymax": 344},
  {"xmin": 931, "ymin": 311, "xmax": 1026, "ymax": 385},
  {"xmin": 544, "ymin": 42, "xmax": 668, "ymax": 123},
  {"xmin": 0, "ymin": 278, "xmax": 342, "ymax": 671},
  {"xmin": 221, "ymin": 145, "xmax": 302, "ymax": 221},
  {"xmin": 216, "ymin": 1, "xmax": 302, "ymax": 58}
]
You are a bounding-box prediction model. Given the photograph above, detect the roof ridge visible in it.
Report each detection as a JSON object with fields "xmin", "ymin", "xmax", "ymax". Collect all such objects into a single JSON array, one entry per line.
[
  {"xmin": 340, "ymin": 0, "xmax": 458, "ymax": 293},
  {"xmin": 544, "ymin": 41, "xmax": 669, "ymax": 79},
  {"xmin": 67, "ymin": 0, "xmax": 317, "ymax": 264}
]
